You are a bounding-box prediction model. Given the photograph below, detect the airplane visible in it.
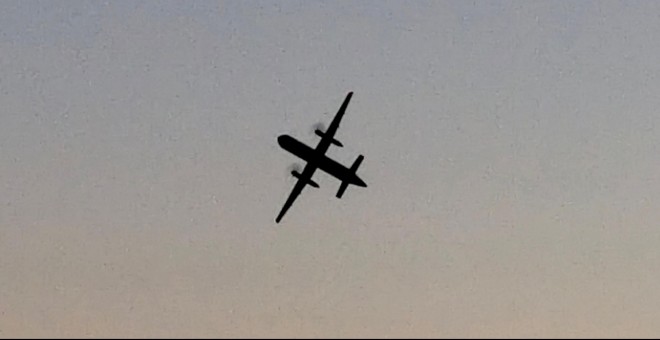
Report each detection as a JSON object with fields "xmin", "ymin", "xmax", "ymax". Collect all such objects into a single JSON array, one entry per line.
[{"xmin": 276, "ymin": 91, "xmax": 367, "ymax": 223}]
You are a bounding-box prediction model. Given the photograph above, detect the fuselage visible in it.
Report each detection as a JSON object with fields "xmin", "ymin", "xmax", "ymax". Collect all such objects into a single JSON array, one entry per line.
[{"xmin": 278, "ymin": 134, "xmax": 366, "ymax": 187}]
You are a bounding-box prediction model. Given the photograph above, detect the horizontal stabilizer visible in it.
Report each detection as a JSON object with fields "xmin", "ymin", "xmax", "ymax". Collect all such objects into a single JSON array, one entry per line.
[
  {"xmin": 315, "ymin": 130, "xmax": 343, "ymax": 147},
  {"xmin": 336, "ymin": 154, "xmax": 365, "ymax": 198},
  {"xmin": 336, "ymin": 181, "xmax": 349, "ymax": 198},
  {"xmin": 351, "ymin": 155, "xmax": 364, "ymax": 171},
  {"xmin": 291, "ymin": 170, "xmax": 319, "ymax": 188}
]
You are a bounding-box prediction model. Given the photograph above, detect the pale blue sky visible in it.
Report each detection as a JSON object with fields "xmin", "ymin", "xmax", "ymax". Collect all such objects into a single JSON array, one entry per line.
[{"xmin": 2, "ymin": 1, "xmax": 660, "ymax": 337}]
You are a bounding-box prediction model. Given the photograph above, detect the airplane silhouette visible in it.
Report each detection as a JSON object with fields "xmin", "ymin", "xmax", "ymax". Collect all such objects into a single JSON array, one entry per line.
[{"xmin": 276, "ymin": 92, "xmax": 367, "ymax": 223}]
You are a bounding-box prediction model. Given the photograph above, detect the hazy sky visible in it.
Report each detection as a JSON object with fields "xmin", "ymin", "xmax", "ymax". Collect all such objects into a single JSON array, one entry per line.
[{"xmin": 3, "ymin": 0, "xmax": 660, "ymax": 337}]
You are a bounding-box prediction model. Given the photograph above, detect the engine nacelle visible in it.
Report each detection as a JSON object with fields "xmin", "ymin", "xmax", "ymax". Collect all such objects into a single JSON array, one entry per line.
[
  {"xmin": 291, "ymin": 170, "xmax": 319, "ymax": 188},
  {"xmin": 315, "ymin": 130, "xmax": 343, "ymax": 147}
]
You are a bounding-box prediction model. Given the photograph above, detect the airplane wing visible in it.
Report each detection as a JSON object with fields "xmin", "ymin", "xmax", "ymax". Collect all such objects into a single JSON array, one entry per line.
[
  {"xmin": 323, "ymin": 92, "xmax": 353, "ymax": 141},
  {"xmin": 275, "ymin": 163, "xmax": 317, "ymax": 223}
]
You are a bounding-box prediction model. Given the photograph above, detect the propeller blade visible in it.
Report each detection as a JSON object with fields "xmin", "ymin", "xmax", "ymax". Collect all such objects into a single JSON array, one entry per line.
[
  {"xmin": 311, "ymin": 122, "xmax": 326, "ymax": 135},
  {"xmin": 287, "ymin": 163, "xmax": 302, "ymax": 176}
]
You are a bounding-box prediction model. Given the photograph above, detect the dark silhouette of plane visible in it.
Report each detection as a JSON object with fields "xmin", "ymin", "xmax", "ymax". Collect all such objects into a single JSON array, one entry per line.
[{"xmin": 276, "ymin": 92, "xmax": 367, "ymax": 223}]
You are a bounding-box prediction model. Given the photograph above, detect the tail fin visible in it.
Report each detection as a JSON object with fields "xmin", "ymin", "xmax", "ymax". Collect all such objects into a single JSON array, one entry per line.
[{"xmin": 336, "ymin": 155, "xmax": 365, "ymax": 198}]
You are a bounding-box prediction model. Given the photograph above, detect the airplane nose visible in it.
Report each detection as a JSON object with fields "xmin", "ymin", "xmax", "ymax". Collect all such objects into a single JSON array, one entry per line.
[{"xmin": 277, "ymin": 135, "xmax": 287, "ymax": 147}]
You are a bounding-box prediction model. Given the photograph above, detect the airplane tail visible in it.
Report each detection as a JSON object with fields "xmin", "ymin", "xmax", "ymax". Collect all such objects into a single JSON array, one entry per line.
[{"xmin": 336, "ymin": 155, "xmax": 365, "ymax": 198}]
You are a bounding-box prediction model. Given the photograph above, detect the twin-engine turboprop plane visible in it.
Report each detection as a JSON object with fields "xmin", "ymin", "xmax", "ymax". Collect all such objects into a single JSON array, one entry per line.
[{"xmin": 276, "ymin": 92, "xmax": 367, "ymax": 223}]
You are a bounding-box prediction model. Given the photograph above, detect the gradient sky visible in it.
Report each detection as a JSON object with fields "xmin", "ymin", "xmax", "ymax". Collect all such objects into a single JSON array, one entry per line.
[{"xmin": 3, "ymin": 1, "xmax": 660, "ymax": 337}]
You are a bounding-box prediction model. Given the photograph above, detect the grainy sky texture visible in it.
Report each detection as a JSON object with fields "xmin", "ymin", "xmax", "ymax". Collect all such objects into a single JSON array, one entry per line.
[{"xmin": 3, "ymin": 0, "xmax": 660, "ymax": 337}]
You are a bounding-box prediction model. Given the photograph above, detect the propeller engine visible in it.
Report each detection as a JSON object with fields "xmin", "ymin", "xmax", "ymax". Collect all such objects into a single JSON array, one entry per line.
[
  {"xmin": 311, "ymin": 122, "xmax": 326, "ymax": 136},
  {"xmin": 287, "ymin": 163, "xmax": 302, "ymax": 178}
]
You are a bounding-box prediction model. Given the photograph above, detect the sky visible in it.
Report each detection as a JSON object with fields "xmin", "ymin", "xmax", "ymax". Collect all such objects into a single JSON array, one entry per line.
[{"xmin": 2, "ymin": 0, "xmax": 660, "ymax": 337}]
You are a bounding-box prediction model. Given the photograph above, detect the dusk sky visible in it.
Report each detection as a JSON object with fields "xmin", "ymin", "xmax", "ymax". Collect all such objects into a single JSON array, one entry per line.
[{"xmin": 3, "ymin": 1, "xmax": 660, "ymax": 337}]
